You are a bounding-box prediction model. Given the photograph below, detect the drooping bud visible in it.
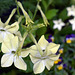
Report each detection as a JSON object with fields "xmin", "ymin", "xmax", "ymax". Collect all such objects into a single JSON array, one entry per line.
[
  {"xmin": 17, "ymin": 1, "xmax": 34, "ymax": 25},
  {"xmin": 37, "ymin": 5, "xmax": 49, "ymax": 26}
]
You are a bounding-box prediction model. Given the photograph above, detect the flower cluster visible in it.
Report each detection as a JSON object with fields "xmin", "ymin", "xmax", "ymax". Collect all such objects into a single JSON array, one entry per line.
[
  {"xmin": 1, "ymin": 1, "xmax": 75, "ymax": 74},
  {"xmin": 0, "ymin": 1, "xmax": 60, "ymax": 74}
]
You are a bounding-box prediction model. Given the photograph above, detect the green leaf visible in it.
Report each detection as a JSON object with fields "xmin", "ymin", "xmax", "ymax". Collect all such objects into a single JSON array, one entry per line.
[
  {"xmin": 24, "ymin": 56, "xmax": 33, "ymax": 73},
  {"xmin": 0, "ymin": 0, "xmax": 15, "ymax": 17},
  {"xmin": 59, "ymin": 9, "xmax": 68, "ymax": 21},
  {"xmin": 36, "ymin": 27, "xmax": 47, "ymax": 38},
  {"xmin": 59, "ymin": 26, "xmax": 75, "ymax": 35},
  {"xmin": 72, "ymin": 70, "xmax": 75, "ymax": 75},
  {"xmin": 28, "ymin": 10, "xmax": 33, "ymax": 19},
  {"xmin": 42, "ymin": 0, "xmax": 48, "ymax": 11},
  {"xmin": 46, "ymin": 9, "xmax": 58, "ymax": 19}
]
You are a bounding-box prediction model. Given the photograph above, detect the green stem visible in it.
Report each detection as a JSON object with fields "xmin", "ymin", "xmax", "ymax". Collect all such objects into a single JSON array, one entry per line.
[
  {"xmin": 32, "ymin": 1, "xmax": 40, "ymax": 21},
  {"xmin": 0, "ymin": 50, "xmax": 1, "ymax": 52},
  {"xmin": 19, "ymin": 31, "xmax": 28, "ymax": 49},
  {"xmin": 29, "ymin": 32, "xmax": 43, "ymax": 56},
  {"xmin": 15, "ymin": 0, "xmax": 20, "ymax": 16}
]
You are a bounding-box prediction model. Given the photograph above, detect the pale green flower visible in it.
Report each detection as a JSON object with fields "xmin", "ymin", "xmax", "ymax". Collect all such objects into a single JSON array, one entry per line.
[
  {"xmin": 1, "ymin": 36, "xmax": 30, "ymax": 70},
  {"xmin": 17, "ymin": 1, "xmax": 34, "ymax": 25},
  {"xmin": 37, "ymin": 5, "xmax": 49, "ymax": 26},
  {"xmin": 0, "ymin": 8, "xmax": 19, "ymax": 43},
  {"xmin": 29, "ymin": 35, "xmax": 60, "ymax": 74}
]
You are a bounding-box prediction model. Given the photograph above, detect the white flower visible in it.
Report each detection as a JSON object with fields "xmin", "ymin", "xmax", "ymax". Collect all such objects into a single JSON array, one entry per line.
[
  {"xmin": 29, "ymin": 35, "xmax": 60, "ymax": 74},
  {"xmin": 69, "ymin": 18, "xmax": 75, "ymax": 30},
  {"xmin": 53, "ymin": 19, "xmax": 65, "ymax": 31},
  {"xmin": 0, "ymin": 8, "xmax": 19, "ymax": 43},
  {"xmin": 1, "ymin": 36, "xmax": 29, "ymax": 70},
  {"xmin": 67, "ymin": 5, "xmax": 75, "ymax": 16}
]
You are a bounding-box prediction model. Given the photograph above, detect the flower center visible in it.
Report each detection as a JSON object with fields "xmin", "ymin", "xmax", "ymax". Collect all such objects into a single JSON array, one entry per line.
[
  {"xmin": 12, "ymin": 51, "xmax": 16, "ymax": 54},
  {"xmin": 42, "ymin": 49, "xmax": 45, "ymax": 52},
  {"xmin": 0, "ymin": 29, "xmax": 5, "ymax": 31}
]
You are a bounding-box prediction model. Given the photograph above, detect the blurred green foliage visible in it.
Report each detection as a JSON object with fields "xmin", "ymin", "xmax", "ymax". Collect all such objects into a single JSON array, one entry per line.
[{"xmin": 0, "ymin": 0, "xmax": 75, "ymax": 75}]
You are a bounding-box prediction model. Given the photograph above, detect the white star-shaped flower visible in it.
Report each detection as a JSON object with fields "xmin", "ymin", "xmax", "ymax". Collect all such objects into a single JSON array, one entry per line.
[
  {"xmin": 29, "ymin": 35, "xmax": 60, "ymax": 74},
  {"xmin": 53, "ymin": 19, "xmax": 65, "ymax": 31},
  {"xmin": 67, "ymin": 5, "xmax": 75, "ymax": 16},
  {"xmin": 69, "ymin": 18, "xmax": 75, "ymax": 30},
  {"xmin": 1, "ymin": 36, "xmax": 30, "ymax": 70},
  {"xmin": 0, "ymin": 8, "xmax": 19, "ymax": 43}
]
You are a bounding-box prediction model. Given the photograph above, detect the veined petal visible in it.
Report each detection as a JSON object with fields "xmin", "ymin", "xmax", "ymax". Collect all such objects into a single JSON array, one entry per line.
[
  {"xmin": 1, "ymin": 42, "xmax": 11, "ymax": 53},
  {"xmin": 33, "ymin": 60, "xmax": 45, "ymax": 74},
  {"xmin": 14, "ymin": 56, "xmax": 27, "ymax": 70},
  {"xmin": 21, "ymin": 48, "xmax": 30, "ymax": 57},
  {"xmin": 38, "ymin": 35, "xmax": 48, "ymax": 50},
  {"xmin": 3, "ymin": 31, "xmax": 14, "ymax": 42},
  {"xmin": 1, "ymin": 33, "xmax": 15, "ymax": 53},
  {"xmin": 30, "ymin": 45, "xmax": 41, "ymax": 57},
  {"xmin": 49, "ymin": 54, "xmax": 60, "ymax": 61},
  {"xmin": 0, "ymin": 32, "xmax": 5, "ymax": 43},
  {"xmin": 5, "ymin": 22, "xmax": 19, "ymax": 33},
  {"xmin": 1, "ymin": 53, "xmax": 14, "ymax": 67},
  {"xmin": 11, "ymin": 36, "xmax": 19, "ymax": 50},
  {"xmin": 30, "ymin": 55, "xmax": 40, "ymax": 64},
  {"xmin": 46, "ymin": 43, "xmax": 60, "ymax": 54},
  {"xmin": 45, "ymin": 59, "xmax": 54, "ymax": 70},
  {"xmin": 0, "ymin": 31, "xmax": 14, "ymax": 43}
]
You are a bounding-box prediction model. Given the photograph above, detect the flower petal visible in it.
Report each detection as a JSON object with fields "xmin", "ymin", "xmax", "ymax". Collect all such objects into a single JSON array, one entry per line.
[
  {"xmin": 1, "ymin": 34, "xmax": 15, "ymax": 53},
  {"xmin": 21, "ymin": 49, "xmax": 30, "ymax": 57},
  {"xmin": 14, "ymin": 31, "xmax": 22, "ymax": 42},
  {"xmin": 45, "ymin": 59, "xmax": 54, "ymax": 70},
  {"xmin": 0, "ymin": 32, "xmax": 4, "ymax": 43},
  {"xmin": 49, "ymin": 54, "xmax": 60, "ymax": 61},
  {"xmin": 33, "ymin": 60, "xmax": 45, "ymax": 74},
  {"xmin": 11, "ymin": 36, "xmax": 19, "ymax": 50},
  {"xmin": 38, "ymin": 35, "xmax": 48, "ymax": 50},
  {"xmin": 14, "ymin": 56, "xmax": 27, "ymax": 70},
  {"xmin": 5, "ymin": 22, "xmax": 19, "ymax": 33},
  {"xmin": 1, "ymin": 42, "xmax": 11, "ymax": 53},
  {"xmin": 46, "ymin": 43, "xmax": 60, "ymax": 54},
  {"xmin": 1, "ymin": 53, "xmax": 14, "ymax": 67},
  {"xmin": 30, "ymin": 55, "xmax": 40, "ymax": 64},
  {"xmin": 30, "ymin": 45, "xmax": 41, "ymax": 57}
]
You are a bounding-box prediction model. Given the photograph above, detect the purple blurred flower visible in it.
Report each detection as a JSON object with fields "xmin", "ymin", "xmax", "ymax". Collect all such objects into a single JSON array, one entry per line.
[
  {"xmin": 63, "ymin": 64, "xmax": 67, "ymax": 68},
  {"xmin": 47, "ymin": 34, "xmax": 54, "ymax": 43},
  {"xmin": 69, "ymin": 66, "xmax": 72, "ymax": 70},
  {"xmin": 57, "ymin": 57, "xmax": 63, "ymax": 65}
]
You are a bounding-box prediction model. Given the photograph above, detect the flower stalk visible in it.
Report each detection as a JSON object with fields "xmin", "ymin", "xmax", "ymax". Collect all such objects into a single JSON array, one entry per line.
[
  {"xmin": 29, "ymin": 32, "xmax": 43, "ymax": 56},
  {"xmin": 19, "ymin": 31, "xmax": 28, "ymax": 49},
  {"xmin": 5, "ymin": 8, "xmax": 16, "ymax": 25}
]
